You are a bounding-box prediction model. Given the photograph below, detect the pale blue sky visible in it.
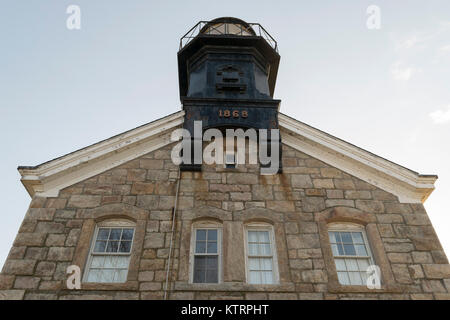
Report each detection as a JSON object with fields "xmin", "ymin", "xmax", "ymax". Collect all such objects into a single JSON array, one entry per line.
[{"xmin": 1, "ymin": 1, "xmax": 450, "ymax": 268}]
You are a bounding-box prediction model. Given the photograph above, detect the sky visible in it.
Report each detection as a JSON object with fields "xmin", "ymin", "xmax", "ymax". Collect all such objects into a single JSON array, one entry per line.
[{"xmin": 0, "ymin": 0, "xmax": 449, "ymax": 269}]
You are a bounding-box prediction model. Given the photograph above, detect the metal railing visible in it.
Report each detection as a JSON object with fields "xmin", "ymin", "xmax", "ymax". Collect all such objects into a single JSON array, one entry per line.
[{"xmin": 179, "ymin": 21, "xmax": 278, "ymax": 52}]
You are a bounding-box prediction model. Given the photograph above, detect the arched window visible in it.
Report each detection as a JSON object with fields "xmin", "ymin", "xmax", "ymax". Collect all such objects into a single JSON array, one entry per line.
[
  {"xmin": 328, "ymin": 223, "xmax": 375, "ymax": 286},
  {"xmin": 83, "ymin": 219, "xmax": 136, "ymax": 283},
  {"xmin": 244, "ymin": 223, "xmax": 279, "ymax": 285},
  {"xmin": 190, "ymin": 220, "xmax": 222, "ymax": 284}
]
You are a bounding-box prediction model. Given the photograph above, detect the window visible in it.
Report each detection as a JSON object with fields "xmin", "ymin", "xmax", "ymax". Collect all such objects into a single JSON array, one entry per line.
[
  {"xmin": 224, "ymin": 151, "xmax": 236, "ymax": 169},
  {"xmin": 328, "ymin": 223, "xmax": 375, "ymax": 286},
  {"xmin": 191, "ymin": 225, "xmax": 221, "ymax": 283},
  {"xmin": 84, "ymin": 220, "xmax": 135, "ymax": 283},
  {"xmin": 245, "ymin": 224, "xmax": 278, "ymax": 284}
]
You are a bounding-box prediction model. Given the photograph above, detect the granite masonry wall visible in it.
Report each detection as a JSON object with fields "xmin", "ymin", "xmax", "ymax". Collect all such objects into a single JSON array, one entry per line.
[{"xmin": 1, "ymin": 142, "xmax": 449, "ymax": 300}]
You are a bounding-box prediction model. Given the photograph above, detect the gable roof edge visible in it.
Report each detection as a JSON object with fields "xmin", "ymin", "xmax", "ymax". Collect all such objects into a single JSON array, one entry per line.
[
  {"xmin": 278, "ymin": 113, "xmax": 437, "ymax": 203},
  {"xmin": 19, "ymin": 111, "xmax": 184, "ymax": 197}
]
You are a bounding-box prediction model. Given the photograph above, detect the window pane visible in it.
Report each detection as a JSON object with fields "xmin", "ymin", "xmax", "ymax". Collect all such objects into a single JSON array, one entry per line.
[
  {"xmin": 341, "ymin": 232, "xmax": 352, "ymax": 244},
  {"xmin": 248, "ymin": 231, "xmax": 258, "ymax": 242},
  {"xmin": 261, "ymin": 243, "xmax": 272, "ymax": 256},
  {"xmin": 259, "ymin": 231, "xmax": 270, "ymax": 243},
  {"xmin": 119, "ymin": 241, "xmax": 132, "ymax": 253},
  {"xmin": 106, "ymin": 241, "xmax": 119, "ymax": 253},
  {"xmin": 195, "ymin": 241, "xmax": 206, "ymax": 254},
  {"xmin": 355, "ymin": 244, "xmax": 367, "ymax": 256},
  {"xmin": 345, "ymin": 259, "xmax": 359, "ymax": 271},
  {"xmin": 207, "ymin": 241, "xmax": 217, "ymax": 254},
  {"xmin": 109, "ymin": 229, "xmax": 122, "ymax": 240},
  {"xmin": 343, "ymin": 244, "xmax": 356, "ymax": 256},
  {"xmin": 248, "ymin": 243, "xmax": 258, "ymax": 256},
  {"xmin": 114, "ymin": 269, "xmax": 128, "ymax": 282},
  {"xmin": 94, "ymin": 240, "xmax": 107, "ymax": 253},
  {"xmin": 206, "ymin": 256, "xmax": 218, "ymax": 270},
  {"xmin": 348, "ymin": 272, "xmax": 363, "ymax": 285},
  {"xmin": 87, "ymin": 269, "xmax": 102, "ymax": 282},
  {"xmin": 207, "ymin": 229, "xmax": 217, "ymax": 241},
  {"xmin": 101, "ymin": 269, "xmax": 115, "ymax": 282},
  {"xmin": 352, "ymin": 232, "xmax": 364, "ymax": 244},
  {"xmin": 357, "ymin": 259, "xmax": 370, "ymax": 272},
  {"xmin": 205, "ymin": 269, "xmax": 218, "ymax": 283},
  {"xmin": 103, "ymin": 256, "xmax": 115, "ymax": 268},
  {"xmin": 196, "ymin": 230, "xmax": 206, "ymax": 241},
  {"xmin": 262, "ymin": 271, "xmax": 273, "ymax": 284},
  {"xmin": 261, "ymin": 258, "xmax": 273, "ymax": 271},
  {"xmin": 193, "ymin": 257, "xmax": 206, "ymax": 283},
  {"xmin": 193, "ymin": 268, "xmax": 205, "ymax": 283},
  {"xmin": 248, "ymin": 258, "xmax": 259, "ymax": 271},
  {"xmin": 113, "ymin": 256, "xmax": 130, "ymax": 268},
  {"xmin": 334, "ymin": 232, "xmax": 342, "ymax": 243},
  {"xmin": 331, "ymin": 244, "xmax": 339, "ymax": 256},
  {"xmin": 249, "ymin": 271, "xmax": 261, "ymax": 284},
  {"xmin": 360, "ymin": 271, "xmax": 368, "ymax": 285},
  {"xmin": 329, "ymin": 232, "xmax": 338, "ymax": 243},
  {"xmin": 91, "ymin": 256, "xmax": 105, "ymax": 268},
  {"xmin": 337, "ymin": 243, "xmax": 345, "ymax": 255},
  {"xmin": 335, "ymin": 258, "xmax": 346, "ymax": 271},
  {"xmin": 121, "ymin": 229, "xmax": 134, "ymax": 240},
  {"xmin": 194, "ymin": 256, "xmax": 206, "ymax": 269},
  {"xmin": 337, "ymin": 272, "xmax": 350, "ymax": 285},
  {"xmin": 97, "ymin": 228, "xmax": 110, "ymax": 240}
]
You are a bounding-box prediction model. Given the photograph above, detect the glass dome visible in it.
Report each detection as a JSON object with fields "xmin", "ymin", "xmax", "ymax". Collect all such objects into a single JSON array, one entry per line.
[{"xmin": 200, "ymin": 17, "xmax": 256, "ymax": 36}]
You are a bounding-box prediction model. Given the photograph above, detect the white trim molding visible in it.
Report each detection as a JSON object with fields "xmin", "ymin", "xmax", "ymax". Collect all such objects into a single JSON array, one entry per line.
[
  {"xmin": 17, "ymin": 110, "xmax": 436, "ymax": 204},
  {"xmin": 279, "ymin": 113, "xmax": 437, "ymax": 203},
  {"xmin": 18, "ymin": 111, "xmax": 185, "ymax": 197}
]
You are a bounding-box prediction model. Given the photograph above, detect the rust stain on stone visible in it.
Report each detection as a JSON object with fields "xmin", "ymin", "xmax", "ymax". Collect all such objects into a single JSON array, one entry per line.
[{"xmin": 279, "ymin": 173, "xmax": 290, "ymax": 189}]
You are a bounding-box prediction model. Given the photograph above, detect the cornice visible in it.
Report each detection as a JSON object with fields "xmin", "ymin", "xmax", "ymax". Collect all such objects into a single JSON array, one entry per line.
[
  {"xmin": 18, "ymin": 111, "xmax": 184, "ymax": 197},
  {"xmin": 278, "ymin": 113, "xmax": 437, "ymax": 203},
  {"xmin": 17, "ymin": 110, "xmax": 436, "ymax": 203}
]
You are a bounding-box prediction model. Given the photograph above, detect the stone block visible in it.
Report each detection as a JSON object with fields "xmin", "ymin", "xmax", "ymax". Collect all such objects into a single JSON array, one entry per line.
[
  {"xmin": 127, "ymin": 169, "xmax": 147, "ymax": 182},
  {"xmin": 423, "ymin": 264, "xmax": 450, "ymax": 279},
  {"xmin": 67, "ymin": 195, "xmax": 101, "ymax": 208},
  {"xmin": 35, "ymin": 262, "xmax": 56, "ymax": 276},
  {"xmin": 344, "ymin": 190, "xmax": 372, "ymax": 199},
  {"xmin": 326, "ymin": 190, "xmax": 343, "ymax": 199},
  {"xmin": 140, "ymin": 159, "xmax": 164, "ymax": 170},
  {"xmin": 313, "ymin": 179, "xmax": 334, "ymax": 189},
  {"xmin": 267, "ymin": 201, "xmax": 295, "ymax": 212},
  {"xmin": 131, "ymin": 182, "xmax": 155, "ymax": 195},
  {"xmin": 302, "ymin": 197, "xmax": 325, "ymax": 212},
  {"xmin": 302, "ymin": 270, "xmax": 327, "ymax": 283},
  {"xmin": 144, "ymin": 233, "xmax": 165, "ymax": 248},
  {"xmin": 14, "ymin": 276, "xmax": 40, "ymax": 289},
  {"xmin": 2, "ymin": 260, "xmax": 36, "ymax": 275},
  {"xmin": 226, "ymin": 173, "xmax": 258, "ymax": 185},
  {"xmin": 333, "ymin": 179, "xmax": 355, "ymax": 190},
  {"xmin": 355, "ymin": 200, "xmax": 384, "ymax": 213},
  {"xmin": 47, "ymin": 247, "xmax": 74, "ymax": 261},
  {"xmin": 14, "ymin": 233, "xmax": 46, "ymax": 246},
  {"xmin": 251, "ymin": 185, "xmax": 273, "ymax": 200},
  {"xmin": 0, "ymin": 290, "xmax": 25, "ymax": 300},
  {"xmin": 291, "ymin": 175, "xmax": 313, "ymax": 188}
]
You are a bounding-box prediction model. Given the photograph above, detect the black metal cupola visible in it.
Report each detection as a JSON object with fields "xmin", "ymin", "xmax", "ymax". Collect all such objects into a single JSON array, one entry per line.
[{"xmin": 177, "ymin": 17, "xmax": 282, "ymax": 172}]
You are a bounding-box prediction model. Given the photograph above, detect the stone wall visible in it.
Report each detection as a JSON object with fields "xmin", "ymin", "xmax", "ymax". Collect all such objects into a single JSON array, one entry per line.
[{"xmin": 1, "ymin": 142, "xmax": 449, "ymax": 300}]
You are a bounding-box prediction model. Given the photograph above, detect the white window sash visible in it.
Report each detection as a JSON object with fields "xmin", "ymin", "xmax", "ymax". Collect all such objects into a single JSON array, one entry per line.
[
  {"xmin": 189, "ymin": 225, "xmax": 222, "ymax": 284},
  {"xmin": 83, "ymin": 225, "xmax": 135, "ymax": 283},
  {"xmin": 244, "ymin": 225, "xmax": 279, "ymax": 285},
  {"xmin": 328, "ymin": 227, "xmax": 376, "ymax": 285}
]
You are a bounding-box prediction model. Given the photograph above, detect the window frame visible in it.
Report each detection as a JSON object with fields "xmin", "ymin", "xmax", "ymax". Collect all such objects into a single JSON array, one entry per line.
[
  {"xmin": 83, "ymin": 219, "xmax": 136, "ymax": 284},
  {"xmin": 244, "ymin": 223, "xmax": 279, "ymax": 285},
  {"xmin": 327, "ymin": 223, "xmax": 376, "ymax": 286},
  {"xmin": 189, "ymin": 222, "xmax": 223, "ymax": 284},
  {"xmin": 224, "ymin": 150, "xmax": 237, "ymax": 169}
]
